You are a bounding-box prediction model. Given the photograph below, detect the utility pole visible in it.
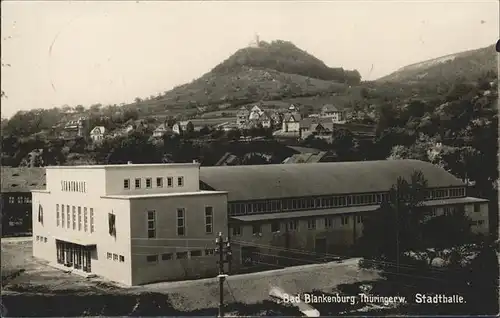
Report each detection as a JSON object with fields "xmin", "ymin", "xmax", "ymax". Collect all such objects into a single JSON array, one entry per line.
[
  {"xmin": 215, "ymin": 232, "xmax": 231, "ymax": 318},
  {"xmin": 395, "ymin": 186, "xmax": 400, "ymax": 274}
]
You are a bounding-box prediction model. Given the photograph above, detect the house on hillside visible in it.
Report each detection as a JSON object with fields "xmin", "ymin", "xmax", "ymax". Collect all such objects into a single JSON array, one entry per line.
[
  {"xmin": 61, "ymin": 117, "xmax": 86, "ymax": 139},
  {"xmin": 288, "ymin": 104, "xmax": 300, "ymax": 112},
  {"xmin": 320, "ymin": 104, "xmax": 345, "ymax": 123},
  {"xmin": 89, "ymin": 126, "xmax": 106, "ymax": 142},
  {"xmin": 236, "ymin": 107, "xmax": 250, "ymax": 126},
  {"xmin": 282, "ymin": 112, "xmax": 302, "ymax": 133},
  {"xmin": 1, "ymin": 167, "xmax": 45, "ymax": 236},
  {"xmin": 153, "ymin": 123, "xmax": 173, "ymax": 138},
  {"xmin": 172, "ymin": 121, "xmax": 192, "ymax": 135}
]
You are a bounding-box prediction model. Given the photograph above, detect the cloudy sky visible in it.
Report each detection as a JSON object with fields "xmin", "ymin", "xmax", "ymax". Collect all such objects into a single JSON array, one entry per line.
[{"xmin": 1, "ymin": 0, "xmax": 498, "ymax": 118}]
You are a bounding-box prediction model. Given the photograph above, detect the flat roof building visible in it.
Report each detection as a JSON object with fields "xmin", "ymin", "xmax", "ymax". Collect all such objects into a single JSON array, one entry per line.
[{"xmin": 32, "ymin": 163, "xmax": 228, "ymax": 286}]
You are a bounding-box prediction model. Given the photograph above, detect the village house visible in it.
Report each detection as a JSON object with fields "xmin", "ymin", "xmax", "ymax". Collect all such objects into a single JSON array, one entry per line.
[
  {"xmin": 152, "ymin": 123, "xmax": 173, "ymax": 138},
  {"xmin": 172, "ymin": 121, "xmax": 192, "ymax": 135},
  {"xmin": 89, "ymin": 126, "xmax": 106, "ymax": 142},
  {"xmin": 320, "ymin": 104, "xmax": 345, "ymax": 123},
  {"xmin": 61, "ymin": 117, "xmax": 86, "ymax": 139}
]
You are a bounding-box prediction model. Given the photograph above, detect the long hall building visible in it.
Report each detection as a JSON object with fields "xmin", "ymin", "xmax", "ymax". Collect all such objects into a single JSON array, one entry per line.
[
  {"xmin": 199, "ymin": 160, "xmax": 489, "ymax": 270},
  {"xmin": 32, "ymin": 160, "xmax": 489, "ymax": 286}
]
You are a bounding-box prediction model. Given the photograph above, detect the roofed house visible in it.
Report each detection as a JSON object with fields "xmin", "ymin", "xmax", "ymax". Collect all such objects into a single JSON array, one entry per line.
[
  {"xmin": 153, "ymin": 123, "xmax": 173, "ymax": 138},
  {"xmin": 1, "ymin": 167, "xmax": 46, "ymax": 236},
  {"xmin": 236, "ymin": 107, "xmax": 250, "ymax": 126},
  {"xmin": 320, "ymin": 104, "xmax": 345, "ymax": 123},
  {"xmin": 199, "ymin": 160, "xmax": 489, "ymax": 270},
  {"xmin": 89, "ymin": 126, "xmax": 106, "ymax": 142},
  {"xmin": 282, "ymin": 112, "xmax": 302, "ymax": 133},
  {"xmin": 172, "ymin": 121, "xmax": 193, "ymax": 135}
]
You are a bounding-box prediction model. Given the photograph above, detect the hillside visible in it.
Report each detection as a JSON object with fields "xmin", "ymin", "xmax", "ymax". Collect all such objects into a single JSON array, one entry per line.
[
  {"xmin": 377, "ymin": 44, "xmax": 497, "ymax": 84},
  {"xmin": 124, "ymin": 40, "xmax": 361, "ymax": 114}
]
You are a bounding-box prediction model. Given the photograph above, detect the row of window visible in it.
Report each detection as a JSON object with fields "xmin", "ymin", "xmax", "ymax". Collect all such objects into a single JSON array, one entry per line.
[
  {"xmin": 61, "ymin": 181, "xmax": 87, "ymax": 193},
  {"xmin": 229, "ymin": 187, "xmax": 467, "ymax": 216},
  {"xmin": 232, "ymin": 215, "xmax": 363, "ymax": 236},
  {"xmin": 35, "ymin": 235, "xmax": 48, "ymax": 243},
  {"xmin": 106, "ymin": 252, "xmax": 125, "ymax": 262},
  {"xmin": 56, "ymin": 204, "xmax": 95, "ymax": 233},
  {"xmin": 471, "ymin": 220, "xmax": 485, "ymax": 226},
  {"xmin": 124, "ymin": 176, "xmax": 184, "ymax": 190},
  {"xmin": 146, "ymin": 206, "xmax": 213, "ymax": 238},
  {"xmin": 146, "ymin": 249, "xmax": 215, "ymax": 263},
  {"xmin": 8, "ymin": 196, "xmax": 31, "ymax": 204}
]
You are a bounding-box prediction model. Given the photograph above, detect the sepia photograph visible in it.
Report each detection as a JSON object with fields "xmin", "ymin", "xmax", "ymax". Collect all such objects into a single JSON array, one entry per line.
[{"xmin": 1, "ymin": 0, "xmax": 499, "ymax": 316}]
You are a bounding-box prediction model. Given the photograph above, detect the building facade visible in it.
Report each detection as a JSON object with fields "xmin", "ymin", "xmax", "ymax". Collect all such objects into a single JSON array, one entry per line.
[
  {"xmin": 199, "ymin": 160, "xmax": 489, "ymax": 270},
  {"xmin": 32, "ymin": 163, "xmax": 228, "ymax": 286},
  {"xmin": 90, "ymin": 126, "xmax": 106, "ymax": 142}
]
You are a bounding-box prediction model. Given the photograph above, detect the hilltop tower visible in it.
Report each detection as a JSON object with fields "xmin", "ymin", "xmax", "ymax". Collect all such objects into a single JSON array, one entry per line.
[{"xmin": 249, "ymin": 33, "xmax": 261, "ymax": 48}]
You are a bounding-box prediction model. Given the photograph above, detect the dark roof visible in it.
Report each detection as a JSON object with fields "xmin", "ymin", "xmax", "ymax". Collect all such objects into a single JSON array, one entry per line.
[
  {"xmin": 199, "ymin": 160, "xmax": 464, "ymax": 202},
  {"xmin": 1, "ymin": 167, "xmax": 46, "ymax": 193},
  {"xmin": 286, "ymin": 146, "xmax": 321, "ymax": 154},
  {"xmin": 322, "ymin": 104, "xmax": 340, "ymax": 112},
  {"xmin": 230, "ymin": 197, "xmax": 487, "ymax": 222},
  {"xmin": 283, "ymin": 151, "xmax": 333, "ymax": 164},
  {"xmin": 283, "ymin": 112, "xmax": 302, "ymax": 122},
  {"xmin": 300, "ymin": 117, "xmax": 332, "ymax": 129}
]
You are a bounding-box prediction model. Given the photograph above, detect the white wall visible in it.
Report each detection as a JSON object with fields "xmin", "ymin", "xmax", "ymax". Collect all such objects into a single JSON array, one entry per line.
[{"xmin": 104, "ymin": 164, "xmax": 200, "ymax": 195}]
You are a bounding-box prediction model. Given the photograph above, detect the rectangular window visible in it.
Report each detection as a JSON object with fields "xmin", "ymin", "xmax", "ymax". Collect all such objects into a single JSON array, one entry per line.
[
  {"xmin": 356, "ymin": 215, "xmax": 363, "ymax": 224},
  {"xmin": 36, "ymin": 235, "xmax": 40, "ymax": 241},
  {"xmin": 190, "ymin": 250, "xmax": 202, "ymax": 257},
  {"xmin": 252, "ymin": 223, "xmax": 261, "ymax": 234},
  {"xmin": 78, "ymin": 207, "xmax": 82, "ymax": 231},
  {"xmin": 90, "ymin": 208, "xmax": 94, "ymax": 233},
  {"xmin": 430, "ymin": 208, "xmax": 437, "ymax": 217},
  {"xmin": 107, "ymin": 252, "xmax": 112, "ymax": 260},
  {"xmin": 205, "ymin": 207, "xmax": 213, "ymax": 234},
  {"xmin": 161, "ymin": 253, "xmax": 173, "ymax": 260},
  {"xmin": 56, "ymin": 204, "xmax": 60, "ymax": 227},
  {"xmin": 84, "ymin": 207, "xmax": 88, "ymax": 232},
  {"xmin": 167, "ymin": 177, "xmax": 173, "ymax": 187},
  {"xmin": 119, "ymin": 255, "xmax": 125, "ymax": 262},
  {"xmin": 307, "ymin": 219, "xmax": 316, "ymax": 230},
  {"xmin": 66, "ymin": 205, "xmax": 70, "ymax": 228},
  {"xmin": 156, "ymin": 177, "xmax": 163, "ymax": 188},
  {"xmin": 145, "ymin": 178, "xmax": 152, "ymax": 188},
  {"xmin": 44, "ymin": 237, "xmax": 47, "ymax": 243},
  {"xmin": 8, "ymin": 197, "xmax": 14, "ymax": 204},
  {"xmin": 271, "ymin": 222, "xmax": 280, "ymax": 232},
  {"xmin": 113, "ymin": 253, "xmax": 118, "ymax": 261},
  {"xmin": 146, "ymin": 255, "xmax": 158, "ymax": 263},
  {"xmin": 176, "ymin": 252, "xmax": 188, "ymax": 259},
  {"xmin": 341, "ymin": 216, "xmax": 349, "ymax": 225},
  {"xmin": 61, "ymin": 205, "xmax": 65, "ymax": 228},
  {"xmin": 288, "ymin": 220, "xmax": 298, "ymax": 231},
  {"xmin": 177, "ymin": 208, "xmax": 185, "ymax": 236},
  {"xmin": 147, "ymin": 210, "xmax": 156, "ymax": 238},
  {"xmin": 135, "ymin": 178, "xmax": 141, "ymax": 189},
  {"xmin": 72, "ymin": 206, "xmax": 76, "ymax": 230},
  {"xmin": 17, "ymin": 196, "xmax": 23, "ymax": 204},
  {"xmin": 474, "ymin": 203, "xmax": 481, "ymax": 213},
  {"xmin": 325, "ymin": 217, "xmax": 333, "ymax": 228},
  {"xmin": 232, "ymin": 225, "xmax": 241, "ymax": 236},
  {"xmin": 177, "ymin": 177, "xmax": 184, "ymax": 187},
  {"xmin": 124, "ymin": 179, "xmax": 130, "ymax": 190},
  {"xmin": 205, "ymin": 249, "xmax": 215, "ymax": 256}
]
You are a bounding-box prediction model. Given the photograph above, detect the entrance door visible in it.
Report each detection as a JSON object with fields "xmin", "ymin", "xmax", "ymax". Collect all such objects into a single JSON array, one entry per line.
[{"xmin": 315, "ymin": 238, "xmax": 327, "ymax": 256}]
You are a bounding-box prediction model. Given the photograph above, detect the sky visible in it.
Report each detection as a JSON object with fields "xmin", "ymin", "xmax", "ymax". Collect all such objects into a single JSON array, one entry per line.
[{"xmin": 1, "ymin": 1, "xmax": 498, "ymax": 119}]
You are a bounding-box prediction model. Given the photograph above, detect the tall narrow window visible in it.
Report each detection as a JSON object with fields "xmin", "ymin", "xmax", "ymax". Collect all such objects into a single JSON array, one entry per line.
[
  {"xmin": 177, "ymin": 177, "xmax": 184, "ymax": 187},
  {"xmin": 145, "ymin": 178, "xmax": 152, "ymax": 189},
  {"xmin": 38, "ymin": 204, "xmax": 43, "ymax": 224},
  {"xmin": 108, "ymin": 213, "xmax": 116, "ymax": 236},
  {"xmin": 341, "ymin": 215, "xmax": 349, "ymax": 225},
  {"xmin": 147, "ymin": 210, "xmax": 156, "ymax": 238},
  {"xmin": 167, "ymin": 177, "xmax": 173, "ymax": 187},
  {"xmin": 124, "ymin": 179, "xmax": 130, "ymax": 190},
  {"xmin": 90, "ymin": 208, "xmax": 94, "ymax": 233},
  {"xmin": 78, "ymin": 207, "xmax": 82, "ymax": 231},
  {"xmin": 177, "ymin": 208, "xmax": 185, "ymax": 236},
  {"xmin": 72, "ymin": 206, "xmax": 76, "ymax": 230},
  {"xmin": 156, "ymin": 177, "xmax": 163, "ymax": 188},
  {"xmin": 205, "ymin": 207, "xmax": 213, "ymax": 234},
  {"xmin": 135, "ymin": 178, "xmax": 141, "ymax": 189},
  {"xmin": 56, "ymin": 204, "xmax": 60, "ymax": 227},
  {"xmin": 66, "ymin": 205, "xmax": 70, "ymax": 228},
  {"xmin": 84, "ymin": 207, "xmax": 88, "ymax": 232},
  {"xmin": 307, "ymin": 219, "xmax": 316, "ymax": 230},
  {"xmin": 61, "ymin": 205, "xmax": 65, "ymax": 228},
  {"xmin": 325, "ymin": 217, "xmax": 333, "ymax": 228}
]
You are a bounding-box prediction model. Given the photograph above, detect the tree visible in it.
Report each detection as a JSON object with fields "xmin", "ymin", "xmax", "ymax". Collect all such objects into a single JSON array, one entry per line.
[
  {"xmin": 358, "ymin": 170, "xmax": 429, "ymax": 260},
  {"xmin": 226, "ymin": 128, "xmax": 241, "ymax": 141},
  {"xmin": 331, "ymin": 128, "xmax": 356, "ymax": 160}
]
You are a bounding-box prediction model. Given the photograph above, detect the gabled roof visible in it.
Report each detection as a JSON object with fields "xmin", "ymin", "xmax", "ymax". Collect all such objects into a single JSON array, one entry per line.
[
  {"xmin": 322, "ymin": 104, "xmax": 340, "ymax": 112},
  {"xmin": 283, "ymin": 151, "xmax": 334, "ymax": 164},
  {"xmin": 283, "ymin": 112, "xmax": 302, "ymax": 122},
  {"xmin": 199, "ymin": 160, "xmax": 464, "ymax": 202},
  {"xmin": 154, "ymin": 123, "xmax": 172, "ymax": 131},
  {"xmin": 90, "ymin": 126, "xmax": 106, "ymax": 134},
  {"xmin": 1, "ymin": 167, "xmax": 46, "ymax": 193}
]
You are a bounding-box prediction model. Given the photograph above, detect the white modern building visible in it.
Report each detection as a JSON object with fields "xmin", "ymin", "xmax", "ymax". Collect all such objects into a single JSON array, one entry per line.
[{"xmin": 32, "ymin": 163, "xmax": 228, "ymax": 286}]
